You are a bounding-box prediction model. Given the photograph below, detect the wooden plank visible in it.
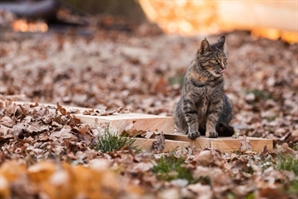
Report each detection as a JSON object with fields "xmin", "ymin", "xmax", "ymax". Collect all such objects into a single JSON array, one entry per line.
[
  {"xmin": 164, "ymin": 132, "xmax": 273, "ymax": 153},
  {"xmin": 9, "ymin": 101, "xmax": 174, "ymax": 134},
  {"xmin": 210, "ymin": 137, "xmax": 273, "ymax": 153},
  {"xmin": 164, "ymin": 133, "xmax": 210, "ymax": 149},
  {"xmin": 75, "ymin": 113, "xmax": 174, "ymax": 134},
  {"xmin": 134, "ymin": 135, "xmax": 273, "ymax": 153},
  {"xmin": 133, "ymin": 138, "xmax": 191, "ymax": 152}
]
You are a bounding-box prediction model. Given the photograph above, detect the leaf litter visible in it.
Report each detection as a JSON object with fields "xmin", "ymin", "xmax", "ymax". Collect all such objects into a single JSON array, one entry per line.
[{"xmin": 0, "ymin": 23, "xmax": 297, "ymax": 198}]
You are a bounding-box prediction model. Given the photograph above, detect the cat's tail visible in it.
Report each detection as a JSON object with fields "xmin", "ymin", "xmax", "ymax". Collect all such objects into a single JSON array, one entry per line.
[{"xmin": 216, "ymin": 123, "xmax": 234, "ymax": 137}]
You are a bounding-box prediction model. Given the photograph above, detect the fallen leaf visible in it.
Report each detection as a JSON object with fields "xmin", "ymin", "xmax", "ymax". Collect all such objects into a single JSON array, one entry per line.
[
  {"xmin": 184, "ymin": 183, "xmax": 212, "ymax": 199},
  {"xmin": 56, "ymin": 103, "xmax": 67, "ymax": 115},
  {"xmin": 240, "ymin": 136, "xmax": 253, "ymax": 151},
  {"xmin": 152, "ymin": 132, "xmax": 165, "ymax": 151},
  {"xmin": 0, "ymin": 116, "xmax": 15, "ymax": 127}
]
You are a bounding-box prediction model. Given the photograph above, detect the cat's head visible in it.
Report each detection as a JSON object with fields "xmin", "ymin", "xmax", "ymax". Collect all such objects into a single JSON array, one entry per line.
[{"xmin": 197, "ymin": 35, "xmax": 228, "ymax": 77}]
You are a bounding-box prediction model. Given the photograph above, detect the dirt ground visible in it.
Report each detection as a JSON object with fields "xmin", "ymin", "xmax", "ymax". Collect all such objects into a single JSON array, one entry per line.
[{"xmin": 0, "ymin": 24, "xmax": 297, "ymax": 198}]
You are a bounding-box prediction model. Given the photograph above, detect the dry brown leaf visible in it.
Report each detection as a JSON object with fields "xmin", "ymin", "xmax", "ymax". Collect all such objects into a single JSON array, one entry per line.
[
  {"xmin": 151, "ymin": 78, "xmax": 169, "ymax": 95},
  {"xmin": 291, "ymin": 129, "xmax": 298, "ymax": 142},
  {"xmin": 152, "ymin": 132, "xmax": 165, "ymax": 151},
  {"xmin": 279, "ymin": 143, "xmax": 296, "ymax": 155},
  {"xmin": 27, "ymin": 122, "xmax": 49, "ymax": 133},
  {"xmin": 145, "ymin": 131, "xmax": 155, "ymax": 139},
  {"xmin": 103, "ymin": 105, "xmax": 120, "ymax": 116},
  {"xmin": 195, "ymin": 150, "xmax": 223, "ymax": 167},
  {"xmin": 0, "ymin": 161, "xmax": 27, "ymax": 182},
  {"xmin": 0, "ymin": 174, "xmax": 10, "ymax": 199},
  {"xmin": 0, "ymin": 116, "xmax": 15, "ymax": 127},
  {"xmin": 50, "ymin": 126, "xmax": 77, "ymax": 141},
  {"xmin": 0, "ymin": 124, "xmax": 12, "ymax": 136},
  {"xmin": 56, "ymin": 103, "xmax": 67, "ymax": 115},
  {"xmin": 257, "ymin": 187, "xmax": 285, "ymax": 199},
  {"xmin": 133, "ymin": 162, "xmax": 153, "ymax": 172},
  {"xmin": 240, "ymin": 136, "xmax": 253, "ymax": 151},
  {"xmin": 184, "ymin": 183, "xmax": 212, "ymax": 199}
]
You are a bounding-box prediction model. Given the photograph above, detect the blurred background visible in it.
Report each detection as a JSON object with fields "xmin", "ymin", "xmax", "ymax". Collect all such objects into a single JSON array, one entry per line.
[
  {"xmin": 0, "ymin": 0, "xmax": 297, "ymax": 42},
  {"xmin": 138, "ymin": 0, "xmax": 297, "ymax": 43}
]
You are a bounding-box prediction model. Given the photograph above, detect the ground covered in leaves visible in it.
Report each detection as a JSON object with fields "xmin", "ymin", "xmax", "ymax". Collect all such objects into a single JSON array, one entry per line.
[{"xmin": 0, "ymin": 22, "xmax": 298, "ymax": 199}]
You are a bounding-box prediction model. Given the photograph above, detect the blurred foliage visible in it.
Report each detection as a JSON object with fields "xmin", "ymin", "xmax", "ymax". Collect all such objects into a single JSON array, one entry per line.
[
  {"xmin": 168, "ymin": 73, "xmax": 184, "ymax": 87},
  {"xmin": 152, "ymin": 154, "xmax": 205, "ymax": 185},
  {"xmin": 64, "ymin": 0, "xmax": 147, "ymax": 22}
]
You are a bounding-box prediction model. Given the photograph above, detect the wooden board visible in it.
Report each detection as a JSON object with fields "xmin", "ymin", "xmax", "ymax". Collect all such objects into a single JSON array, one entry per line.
[
  {"xmin": 133, "ymin": 134, "xmax": 273, "ymax": 153},
  {"xmin": 165, "ymin": 133, "xmax": 210, "ymax": 149},
  {"xmin": 10, "ymin": 101, "xmax": 174, "ymax": 134},
  {"xmin": 164, "ymin": 133, "xmax": 273, "ymax": 153},
  {"xmin": 7, "ymin": 101, "xmax": 273, "ymax": 153},
  {"xmin": 210, "ymin": 137, "xmax": 273, "ymax": 153},
  {"xmin": 133, "ymin": 138, "xmax": 191, "ymax": 152},
  {"xmin": 76, "ymin": 113, "xmax": 174, "ymax": 134}
]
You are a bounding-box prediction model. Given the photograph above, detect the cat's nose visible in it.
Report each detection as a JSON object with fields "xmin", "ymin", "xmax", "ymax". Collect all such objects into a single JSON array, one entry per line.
[
  {"xmin": 220, "ymin": 58, "xmax": 225, "ymax": 69},
  {"xmin": 220, "ymin": 61, "xmax": 225, "ymax": 69}
]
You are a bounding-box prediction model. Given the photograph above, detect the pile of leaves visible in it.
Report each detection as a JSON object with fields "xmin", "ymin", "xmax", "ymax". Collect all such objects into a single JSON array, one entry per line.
[{"xmin": 0, "ymin": 22, "xmax": 297, "ymax": 198}]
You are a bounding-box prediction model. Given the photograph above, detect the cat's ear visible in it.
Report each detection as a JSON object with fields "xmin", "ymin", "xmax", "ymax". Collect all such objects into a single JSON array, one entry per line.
[
  {"xmin": 199, "ymin": 38, "xmax": 211, "ymax": 54},
  {"xmin": 216, "ymin": 35, "xmax": 225, "ymax": 50}
]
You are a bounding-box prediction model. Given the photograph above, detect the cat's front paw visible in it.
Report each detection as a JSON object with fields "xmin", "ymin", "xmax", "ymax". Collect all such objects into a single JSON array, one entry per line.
[
  {"xmin": 188, "ymin": 131, "xmax": 200, "ymax": 140},
  {"xmin": 206, "ymin": 131, "xmax": 218, "ymax": 138}
]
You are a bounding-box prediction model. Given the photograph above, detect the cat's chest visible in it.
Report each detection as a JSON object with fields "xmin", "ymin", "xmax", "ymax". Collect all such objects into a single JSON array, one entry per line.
[
  {"xmin": 192, "ymin": 84, "xmax": 221, "ymax": 99},
  {"xmin": 185, "ymin": 75, "xmax": 224, "ymax": 102},
  {"xmin": 196, "ymin": 87, "xmax": 220, "ymax": 113}
]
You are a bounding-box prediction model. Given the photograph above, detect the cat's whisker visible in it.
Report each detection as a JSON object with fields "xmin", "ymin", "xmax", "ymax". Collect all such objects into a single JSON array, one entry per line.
[{"xmin": 224, "ymin": 70, "xmax": 231, "ymax": 77}]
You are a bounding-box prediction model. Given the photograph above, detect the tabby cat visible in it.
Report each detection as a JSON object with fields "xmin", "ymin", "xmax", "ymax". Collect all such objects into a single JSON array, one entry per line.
[{"xmin": 173, "ymin": 35, "xmax": 234, "ymax": 139}]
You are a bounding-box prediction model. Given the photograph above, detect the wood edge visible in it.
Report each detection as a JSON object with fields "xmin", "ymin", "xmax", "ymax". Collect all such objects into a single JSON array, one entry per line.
[
  {"xmin": 164, "ymin": 132, "xmax": 273, "ymax": 141},
  {"xmin": 10, "ymin": 101, "xmax": 173, "ymax": 119},
  {"xmin": 164, "ymin": 133, "xmax": 273, "ymax": 153},
  {"xmin": 133, "ymin": 138, "xmax": 192, "ymax": 152},
  {"xmin": 210, "ymin": 138, "xmax": 273, "ymax": 153}
]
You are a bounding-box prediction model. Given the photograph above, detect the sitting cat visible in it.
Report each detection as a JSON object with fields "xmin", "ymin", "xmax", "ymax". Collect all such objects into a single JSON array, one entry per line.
[{"xmin": 173, "ymin": 35, "xmax": 234, "ymax": 139}]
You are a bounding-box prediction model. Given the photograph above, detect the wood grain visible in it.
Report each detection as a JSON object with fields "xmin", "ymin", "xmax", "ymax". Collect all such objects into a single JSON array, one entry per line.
[
  {"xmin": 133, "ymin": 138, "xmax": 192, "ymax": 152},
  {"xmin": 164, "ymin": 132, "xmax": 273, "ymax": 153},
  {"xmin": 75, "ymin": 113, "xmax": 174, "ymax": 134}
]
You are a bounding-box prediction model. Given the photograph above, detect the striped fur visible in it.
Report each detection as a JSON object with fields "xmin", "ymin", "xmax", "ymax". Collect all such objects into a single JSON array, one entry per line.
[{"xmin": 174, "ymin": 35, "xmax": 234, "ymax": 139}]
